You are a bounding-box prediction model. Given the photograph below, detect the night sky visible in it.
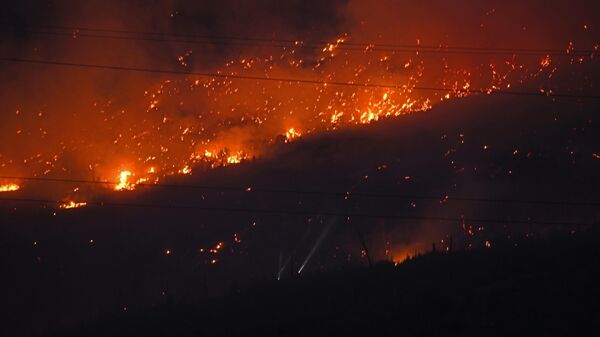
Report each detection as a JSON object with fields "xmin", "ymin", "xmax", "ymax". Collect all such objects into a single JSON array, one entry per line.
[{"xmin": 0, "ymin": 1, "xmax": 599, "ymax": 336}]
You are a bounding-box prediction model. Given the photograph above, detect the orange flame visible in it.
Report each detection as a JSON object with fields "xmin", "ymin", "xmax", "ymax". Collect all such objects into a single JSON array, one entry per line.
[
  {"xmin": 114, "ymin": 171, "xmax": 135, "ymax": 191},
  {"xmin": 59, "ymin": 201, "xmax": 88, "ymax": 209},
  {"xmin": 0, "ymin": 183, "xmax": 20, "ymax": 192}
]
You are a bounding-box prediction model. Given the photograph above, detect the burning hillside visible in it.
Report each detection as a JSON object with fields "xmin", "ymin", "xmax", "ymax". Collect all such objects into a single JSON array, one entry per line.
[
  {"xmin": 0, "ymin": 1, "xmax": 598, "ymax": 204},
  {"xmin": 0, "ymin": 2, "xmax": 599, "ymax": 335}
]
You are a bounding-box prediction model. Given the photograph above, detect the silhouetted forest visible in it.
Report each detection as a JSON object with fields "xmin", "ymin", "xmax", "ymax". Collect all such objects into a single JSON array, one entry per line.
[{"xmin": 49, "ymin": 229, "xmax": 600, "ymax": 337}]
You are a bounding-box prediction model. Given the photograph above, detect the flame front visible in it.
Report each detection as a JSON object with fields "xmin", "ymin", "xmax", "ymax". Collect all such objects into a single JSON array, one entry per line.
[
  {"xmin": 114, "ymin": 171, "xmax": 135, "ymax": 191},
  {"xmin": 0, "ymin": 183, "xmax": 20, "ymax": 192},
  {"xmin": 1, "ymin": 27, "xmax": 596, "ymax": 199},
  {"xmin": 59, "ymin": 201, "xmax": 88, "ymax": 209}
]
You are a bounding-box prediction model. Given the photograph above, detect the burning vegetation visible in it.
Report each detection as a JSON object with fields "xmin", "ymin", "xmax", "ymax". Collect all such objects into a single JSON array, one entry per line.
[
  {"xmin": 0, "ymin": 0, "xmax": 598, "ymax": 276},
  {"xmin": 0, "ymin": 2, "xmax": 599, "ymax": 335},
  {"xmin": 1, "ymin": 30, "xmax": 597, "ymax": 201},
  {"xmin": 0, "ymin": 183, "xmax": 20, "ymax": 192},
  {"xmin": 58, "ymin": 200, "xmax": 88, "ymax": 209}
]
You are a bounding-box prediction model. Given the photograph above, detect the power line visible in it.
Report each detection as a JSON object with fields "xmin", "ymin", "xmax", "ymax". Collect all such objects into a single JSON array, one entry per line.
[
  {"xmin": 1, "ymin": 28, "xmax": 595, "ymax": 57},
  {"xmin": 0, "ymin": 196, "xmax": 594, "ymax": 227},
  {"xmin": 1, "ymin": 56, "xmax": 598, "ymax": 99},
  {"xmin": 1, "ymin": 23, "xmax": 596, "ymax": 55},
  {"xmin": 1, "ymin": 175, "xmax": 598, "ymax": 207}
]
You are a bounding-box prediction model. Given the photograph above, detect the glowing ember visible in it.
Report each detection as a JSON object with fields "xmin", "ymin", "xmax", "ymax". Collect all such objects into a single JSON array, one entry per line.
[
  {"xmin": 209, "ymin": 241, "xmax": 224, "ymax": 254},
  {"xmin": 540, "ymin": 55, "xmax": 552, "ymax": 68},
  {"xmin": 0, "ymin": 28, "xmax": 596, "ymax": 200},
  {"xmin": 114, "ymin": 171, "xmax": 135, "ymax": 191},
  {"xmin": 59, "ymin": 201, "xmax": 88, "ymax": 209},
  {"xmin": 226, "ymin": 154, "xmax": 243, "ymax": 164},
  {"xmin": 179, "ymin": 165, "xmax": 192, "ymax": 175},
  {"xmin": 0, "ymin": 183, "xmax": 20, "ymax": 192},
  {"xmin": 285, "ymin": 128, "xmax": 302, "ymax": 143}
]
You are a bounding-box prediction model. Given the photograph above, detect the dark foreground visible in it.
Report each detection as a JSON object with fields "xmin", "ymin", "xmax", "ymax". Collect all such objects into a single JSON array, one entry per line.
[{"xmin": 48, "ymin": 229, "xmax": 600, "ymax": 337}]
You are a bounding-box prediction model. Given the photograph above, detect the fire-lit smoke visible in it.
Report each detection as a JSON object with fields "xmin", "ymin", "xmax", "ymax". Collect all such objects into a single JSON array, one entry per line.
[{"xmin": 0, "ymin": 0, "xmax": 598, "ymax": 201}]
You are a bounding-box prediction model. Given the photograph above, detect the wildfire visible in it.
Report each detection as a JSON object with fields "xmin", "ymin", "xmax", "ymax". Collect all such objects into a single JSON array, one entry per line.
[
  {"xmin": 192, "ymin": 149, "xmax": 250, "ymax": 168},
  {"xmin": 285, "ymin": 128, "xmax": 302, "ymax": 142},
  {"xmin": 209, "ymin": 241, "xmax": 224, "ymax": 254},
  {"xmin": 226, "ymin": 153, "xmax": 244, "ymax": 164},
  {"xmin": 1, "ymin": 29, "xmax": 595, "ymax": 200},
  {"xmin": 59, "ymin": 201, "xmax": 88, "ymax": 209},
  {"xmin": 392, "ymin": 243, "xmax": 426, "ymax": 264},
  {"xmin": 179, "ymin": 165, "xmax": 192, "ymax": 175},
  {"xmin": 360, "ymin": 109, "xmax": 379, "ymax": 124},
  {"xmin": 114, "ymin": 171, "xmax": 135, "ymax": 191},
  {"xmin": 0, "ymin": 183, "xmax": 20, "ymax": 192},
  {"xmin": 540, "ymin": 55, "xmax": 552, "ymax": 68}
]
